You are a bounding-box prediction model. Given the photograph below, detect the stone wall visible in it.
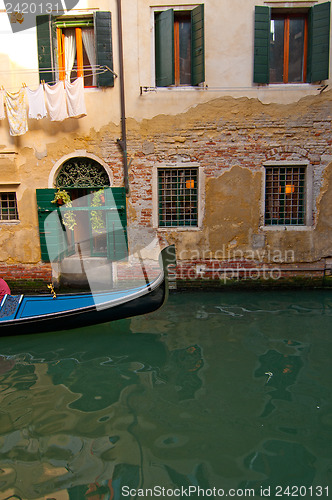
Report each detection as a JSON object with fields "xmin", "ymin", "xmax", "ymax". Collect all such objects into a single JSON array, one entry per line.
[
  {"xmin": 126, "ymin": 91, "xmax": 332, "ymax": 284},
  {"xmin": 1, "ymin": 90, "xmax": 332, "ymax": 286}
]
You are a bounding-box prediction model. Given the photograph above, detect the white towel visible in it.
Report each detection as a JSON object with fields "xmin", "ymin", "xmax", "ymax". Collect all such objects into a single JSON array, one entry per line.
[
  {"xmin": 0, "ymin": 90, "xmax": 5, "ymax": 120},
  {"xmin": 44, "ymin": 81, "xmax": 68, "ymax": 121},
  {"xmin": 65, "ymin": 77, "xmax": 87, "ymax": 118},
  {"xmin": 5, "ymin": 88, "xmax": 28, "ymax": 136},
  {"xmin": 26, "ymin": 84, "xmax": 47, "ymax": 120}
]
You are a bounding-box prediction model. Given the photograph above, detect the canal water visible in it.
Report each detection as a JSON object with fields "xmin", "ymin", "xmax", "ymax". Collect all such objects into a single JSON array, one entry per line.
[{"xmin": 0, "ymin": 290, "xmax": 331, "ymax": 499}]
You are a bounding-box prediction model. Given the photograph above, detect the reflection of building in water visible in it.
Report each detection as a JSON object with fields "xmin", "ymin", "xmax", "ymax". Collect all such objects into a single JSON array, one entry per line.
[
  {"xmin": 0, "ymin": 291, "xmax": 330, "ymax": 498},
  {"xmin": 0, "ymin": 327, "xmax": 206, "ymax": 498},
  {"xmin": 255, "ymin": 347, "xmax": 304, "ymax": 417}
]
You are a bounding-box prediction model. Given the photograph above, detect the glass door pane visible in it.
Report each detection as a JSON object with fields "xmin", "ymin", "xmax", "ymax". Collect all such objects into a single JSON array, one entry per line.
[
  {"xmin": 288, "ymin": 18, "xmax": 305, "ymax": 82},
  {"xmin": 270, "ymin": 19, "xmax": 284, "ymax": 83}
]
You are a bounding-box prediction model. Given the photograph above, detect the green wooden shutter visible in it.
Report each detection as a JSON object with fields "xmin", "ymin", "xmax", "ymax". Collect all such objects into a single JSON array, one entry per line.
[
  {"xmin": 36, "ymin": 189, "xmax": 68, "ymax": 262},
  {"xmin": 253, "ymin": 6, "xmax": 270, "ymax": 84},
  {"xmin": 307, "ymin": 2, "xmax": 331, "ymax": 82},
  {"xmin": 191, "ymin": 4, "xmax": 205, "ymax": 86},
  {"xmin": 155, "ymin": 9, "xmax": 174, "ymax": 87},
  {"xmin": 105, "ymin": 188, "xmax": 128, "ymax": 260},
  {"xmin": 36, "ymin": 15, "xmax": 55, "ymax": 83},
  {"xmin": 94, "ymin": 11, "xmax": 114, "ymax": 87}
]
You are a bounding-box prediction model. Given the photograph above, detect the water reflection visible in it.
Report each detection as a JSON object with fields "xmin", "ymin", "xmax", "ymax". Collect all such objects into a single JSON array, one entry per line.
[{"xmin": 0, "ymin": 290, "xmax": 331, "ymax": 498}]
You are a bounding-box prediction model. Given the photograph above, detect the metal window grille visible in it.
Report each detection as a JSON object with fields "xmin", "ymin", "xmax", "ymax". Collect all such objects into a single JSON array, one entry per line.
[
  {"xmin": 158, "ymin": 168, "xmax": 198, "ymax": 227},
  {"xmin": 265, "ymin": 166, "xmax": 306, "ymax": 225},
  {"xmin": 0, "ymin": 193, "xmax": 19, "ymax": 221}
]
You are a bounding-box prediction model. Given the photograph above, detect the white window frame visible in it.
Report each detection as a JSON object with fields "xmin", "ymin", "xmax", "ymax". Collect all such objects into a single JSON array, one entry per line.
[
  {"xmin": 0, "ymin": 185, "xmax": 20, "ymax": 224},
  {"xmin": 260, "ymin": 161, "xmax": 313, "ymax": 230},
  {"xmin": 152, "ymin": 161, "xmax": 205, "ymax": 230}
]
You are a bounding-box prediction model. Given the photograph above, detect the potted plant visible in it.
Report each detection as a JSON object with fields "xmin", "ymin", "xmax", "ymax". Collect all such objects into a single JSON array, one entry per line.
[
  {"xmin": 90, "ymin": 189, "xmax": 106, "ymax": 234},
  {"xmin": 52, "ymin": 189, "xmax": 71, "ymax": 206},
  {"xmin": 51, "ymin": 189, "xmax": 77, "ymax": 231}
]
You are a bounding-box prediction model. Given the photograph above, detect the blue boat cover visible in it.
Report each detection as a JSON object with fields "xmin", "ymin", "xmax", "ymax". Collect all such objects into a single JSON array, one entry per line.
[{"xmin": 0, "ymin": 283, "xmax": 150, "ymax": 322}]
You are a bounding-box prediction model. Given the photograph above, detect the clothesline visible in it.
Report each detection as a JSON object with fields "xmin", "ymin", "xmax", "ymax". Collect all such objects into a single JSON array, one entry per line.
[
  {"xmin": 0, "ymin": 76, "xmax": 87, "ymax": 136},
  {"xmin": 0, "ymin": 65, "xmax": 109, "ymax": 74},
  {"xmin": 0, "ymin": 65, "xmax": 116, "ymax": 92}
]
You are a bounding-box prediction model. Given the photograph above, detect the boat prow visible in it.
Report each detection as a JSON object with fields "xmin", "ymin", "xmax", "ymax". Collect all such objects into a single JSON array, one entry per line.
[{"xmin": 0, "ymin": 245, "xmax": 176, "ymax": 336}]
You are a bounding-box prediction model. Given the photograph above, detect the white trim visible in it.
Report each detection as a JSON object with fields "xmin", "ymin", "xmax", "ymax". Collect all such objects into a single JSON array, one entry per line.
[
  {"xmin": 152, "ymin": 161, "xmax": 205, "ymax": 230},
  {"xmin": 260, "ymin": 161, "xmax": 313, "ymax": 230},
  {"xmin": 48, "ymin": 151, "xmax": 113, "ymax": 188}
]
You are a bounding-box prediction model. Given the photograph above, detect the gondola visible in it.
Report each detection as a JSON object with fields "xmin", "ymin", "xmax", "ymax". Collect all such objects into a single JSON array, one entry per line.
[{"xmin": 0, "ymin": 245, "xmax": 175, "ymax": 336}]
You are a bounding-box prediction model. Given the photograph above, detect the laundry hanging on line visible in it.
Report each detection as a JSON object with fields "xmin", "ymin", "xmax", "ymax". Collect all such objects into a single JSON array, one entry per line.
[
  {"xmin": 26, "ymin": 84, "xmax": 47, "ymax": 120},
  {"xmin": 0, "ymin": 77, "xmax": 87, "ymax": 135},
  {"xmin": 0, "ymin": 90, "xmax": 5, "ymax": 120},
  {"xmin": 5, "ymin": 88, "xmax": 28, "ymax": 137},
  {"xmin": 44, "ymin": 81, "xmax": 69, "ymax": 122},
  {"xmin": 65, "ymin": 77, "xmax": 87, "ymax": 118}
]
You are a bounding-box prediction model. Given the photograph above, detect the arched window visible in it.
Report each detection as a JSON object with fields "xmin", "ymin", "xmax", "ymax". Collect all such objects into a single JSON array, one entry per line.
[{"xmin": 55, "ymin": 157, "xmax": 110, "ymax": 188}]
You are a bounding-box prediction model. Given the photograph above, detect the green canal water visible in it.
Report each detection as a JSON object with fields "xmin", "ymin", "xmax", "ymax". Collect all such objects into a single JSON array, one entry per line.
[{"xmin": 0, "ymin": 290, "xmax": 331, "ymax": 499}]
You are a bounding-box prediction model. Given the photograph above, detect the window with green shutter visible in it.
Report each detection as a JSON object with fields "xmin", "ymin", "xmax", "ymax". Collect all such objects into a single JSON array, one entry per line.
[
  {"xmin": 155, "ymin": 5, "xmax": 205, "ymax": 87},
  {"xmin": 254, "ymin": 2, "xmax": 330, "ymax": 84},
  {"xmin": 36, "ymin": 11, "xmax": 114, "ymax": 87}
]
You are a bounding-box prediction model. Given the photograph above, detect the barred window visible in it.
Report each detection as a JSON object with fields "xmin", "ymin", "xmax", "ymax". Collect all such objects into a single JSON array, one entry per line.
[
  {"xmin": 265, "ymin": 166, "xmax": 306, "ymax": 225},
  {"xmin": 158, "ymin": 168, "xmax": 198, "ymax": 227},
  {"xmin": 0, "ymin": 193, "xmax": 19, "ymax": 221}
]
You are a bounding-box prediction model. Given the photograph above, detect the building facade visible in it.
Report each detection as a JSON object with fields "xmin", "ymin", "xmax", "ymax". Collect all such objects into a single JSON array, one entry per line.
[{"xmin": 0, "ymin": 0, "xmax": 331, "ymax": 287}]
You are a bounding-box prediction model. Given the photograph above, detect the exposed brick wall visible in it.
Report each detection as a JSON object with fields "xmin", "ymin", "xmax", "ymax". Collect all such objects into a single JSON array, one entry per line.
[
  {"xmin": 0, "ymin": 262, "xmax": 52, "ymax": 282},
  {"xmin": 124, "ymin": 94, "xmax": 332, "ymax": 283}
]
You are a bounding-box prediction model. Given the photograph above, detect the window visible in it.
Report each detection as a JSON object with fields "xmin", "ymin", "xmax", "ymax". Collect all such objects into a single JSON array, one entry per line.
[
  {"xmin": 158, "ymin": 168, "xmax": 198, "ymax": 227},
  {"xmin": 0, "ymin": 193, "xmax": 19, "ymax": 221},
  {"xmin": 155, "ymin": 5, "xmax": 204, "ymax": 87},
  {"xmin": 264, "ymin": 166, "xmax": 306, "ymax": 225},
  {"xmin": 270, "ymin": 14, "xmax": 308, "ymax": 83},
  {"xmin": 56, "ymin": 19, "xmax": 96, "ymax": 87},
  {"xmin": 36, "ymin": 12, "xmax": 114, "ymax": 88},
  {"xmin": 254, "ymin": 2, "xmax": 331, "ymax": 84}
]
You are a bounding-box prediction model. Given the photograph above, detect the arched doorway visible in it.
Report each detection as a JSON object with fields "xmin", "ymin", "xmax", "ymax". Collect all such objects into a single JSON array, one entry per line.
[
  {"xmin": 55, "ymin": 157, "xmax": 111, "ymax": 257},
  {"xmin": 36, "ymin": 157, "xmax": 128, "ymax": 265}
]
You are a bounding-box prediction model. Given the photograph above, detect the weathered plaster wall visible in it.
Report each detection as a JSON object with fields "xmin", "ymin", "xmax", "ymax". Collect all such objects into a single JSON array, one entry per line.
[
  {"xmin": 0, "ymin": 87, "xmax": 331, "ymax": 282},
  {"xmin": 127, "ymin": 90, "xmax": 332, "ymax": 269},
  {"xmin": 0, "ymin": 121, "xmax": 123, "ymax": 279}
]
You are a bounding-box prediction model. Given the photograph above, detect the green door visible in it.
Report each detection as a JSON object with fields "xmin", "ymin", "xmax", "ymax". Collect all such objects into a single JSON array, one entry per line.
[
  {"xmin": 37, "ymin": 188, "xmax": 128, "ymax": 262},
  {"xmin": 36, "ymin": 189, "xmax": 75, "ymax": 262},
  {"xmin": 105, "ymin": 187, "xmax": 128, "ymax": 261}
]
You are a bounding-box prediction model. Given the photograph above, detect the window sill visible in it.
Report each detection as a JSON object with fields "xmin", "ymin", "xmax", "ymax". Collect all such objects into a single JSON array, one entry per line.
[
  {"xmin": 141, "ymin": 86, "xmax": 206, "ymax": 93},
  {"xmin": 84, "ymin": 87, "xmax": 101, "ymax": 93},
  {"xmin": 0, "ymin": 220, "xmax": 20, "ymax": 225},
  {"xmin": 261, "ymin": 225, "xmax": 313, "ymax": 231},
  {"xmin": 265, "ymin": 83, "xmax": 313, "ymax": 89},
  {"xmin": 157, "ymin": 226, "xmax": 201, "ymax": 231}
]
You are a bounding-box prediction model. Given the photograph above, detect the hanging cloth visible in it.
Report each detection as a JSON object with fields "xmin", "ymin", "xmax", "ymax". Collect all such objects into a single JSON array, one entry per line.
[
  {"xmin": 82, "ymin": 28, "xmax": 97, "ymax": 87},
  {"xmin": 44, "ymin": 81, "xmax": 68, "ymax": 121},
  {"xmin": 0, "ymin": 90, "xmax": 5, "ymax": 120},
  {"xmin": 5, "ymin": 88, "xmax": 28, "ymax": 136},
  {"xmin": 65, "ymin": 77, "xmax": 87, "ymax": 118},
  {"xmin": 64, "ymin": 29, "xmax": 77, "ymax": 82},
  {"xmin": 26, "ymin": 84, "xmax": 47, "ymax": 120}
]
